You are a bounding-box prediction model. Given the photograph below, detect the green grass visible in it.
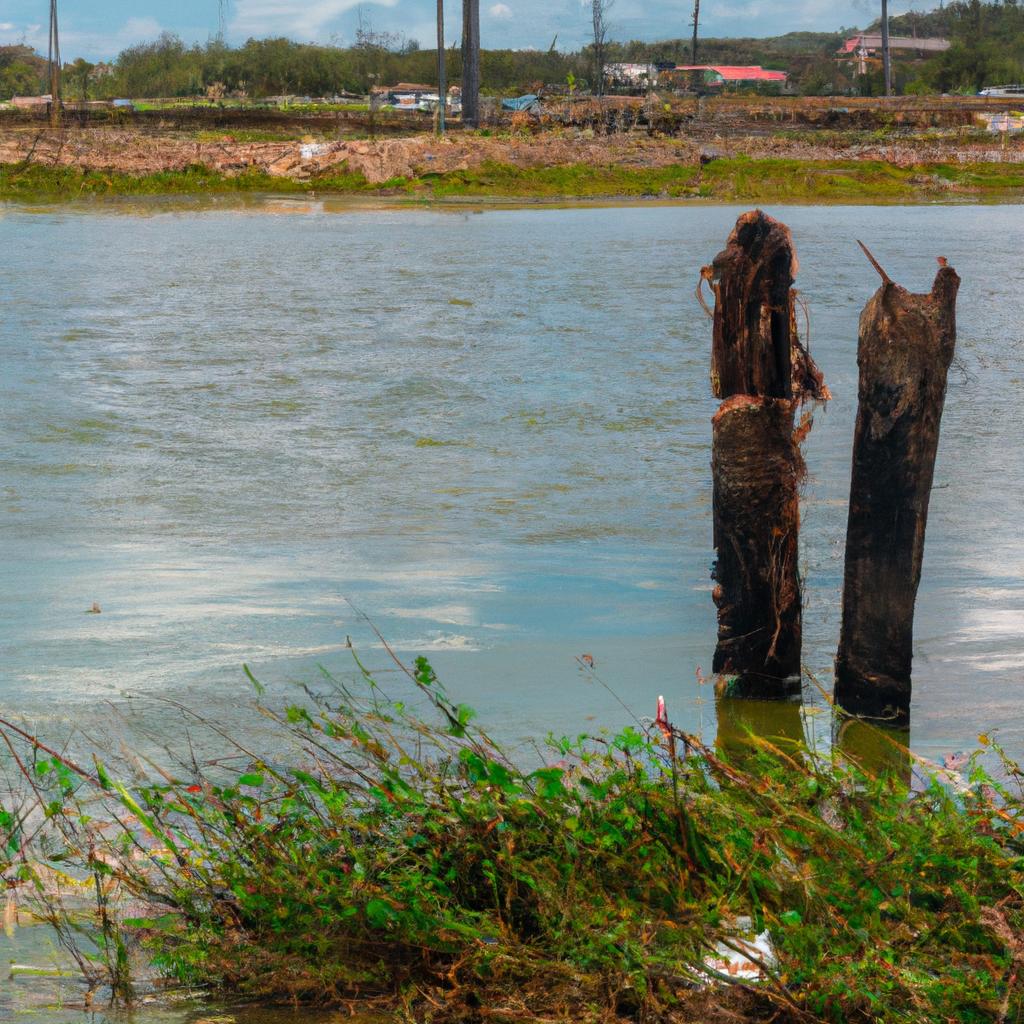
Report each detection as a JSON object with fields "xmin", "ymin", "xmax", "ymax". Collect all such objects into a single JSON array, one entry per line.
[
  {"xmin": 3, "ymin": 156, "xmax": 1024, "ymax": 204},
  {"xmin": 420, "ymin": 159, "xmax": 702, "ymax": 198},
  {"xmin": 0, "ymin": 162, "xmax": 306, "ymax": 199},
  {"xmin": 191, "ymin": 129, "xmax": 307, "ymax": 143},
  {"xmin": 4, "ymin": 656, "xmax": 1024, "ymax": 1022}
]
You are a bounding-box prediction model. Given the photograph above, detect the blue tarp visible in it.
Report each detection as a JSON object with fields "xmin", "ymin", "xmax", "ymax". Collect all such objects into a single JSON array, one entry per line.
[{"xmin": 501, "ymin": 94, "xmax": 540, "ymax": 112}]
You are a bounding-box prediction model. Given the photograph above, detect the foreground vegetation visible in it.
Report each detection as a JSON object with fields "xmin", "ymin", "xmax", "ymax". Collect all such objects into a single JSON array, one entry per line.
[
  {"xmin": 3, "ymin": 157, "xmax": 1024, "ymax": 205},
  {"xmin": 3, "ymin": 652, "xmax": 1024, "ymax": 1022}
]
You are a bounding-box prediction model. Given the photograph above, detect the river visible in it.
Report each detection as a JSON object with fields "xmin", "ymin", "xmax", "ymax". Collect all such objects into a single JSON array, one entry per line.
[
  {"xmin": 3, "ymin": 195, "xmax": 1024, "ymax": 1020},
  {"xmin": 1, "ymin": 197, "xmax": 1022, "ymax": 766}
]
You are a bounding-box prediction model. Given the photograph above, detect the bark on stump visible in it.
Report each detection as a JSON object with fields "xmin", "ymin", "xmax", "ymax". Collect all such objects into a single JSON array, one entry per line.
[
  {"xmin": 834, "ymin": 250, "xmax": 960, "ymax": 724},
  {"xmin": 712, "ymin": 395, "xmax": 802, "ymax": 685},
  {"xmin": 705, "ymin": 210, "xmax": 828, "ymax": 696}
]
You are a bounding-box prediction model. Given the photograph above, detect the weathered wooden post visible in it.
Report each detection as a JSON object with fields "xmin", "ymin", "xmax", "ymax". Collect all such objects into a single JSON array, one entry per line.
[
  {"xmin": 834, "ymin": 247, "xmax": 960, "ymax": 724},
  {"xmin": 461, "ymin": 0, "xmax": 480, "ymax": 127},
  {"xmin": 703, "ymin": 210, "xmax": 828, "ymax": 695}
]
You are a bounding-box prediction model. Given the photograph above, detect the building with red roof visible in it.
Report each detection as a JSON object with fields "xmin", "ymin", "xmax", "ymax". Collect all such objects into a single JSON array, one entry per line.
[{"xmin": 675, "ymin": 65, "xmax": 788, "ymax": 86}]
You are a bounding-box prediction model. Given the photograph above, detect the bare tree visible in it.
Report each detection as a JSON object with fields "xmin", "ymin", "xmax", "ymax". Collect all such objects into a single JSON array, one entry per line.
[{"xmin": 591, "ymin": 0, "xmax": 612, "ymax": 97}]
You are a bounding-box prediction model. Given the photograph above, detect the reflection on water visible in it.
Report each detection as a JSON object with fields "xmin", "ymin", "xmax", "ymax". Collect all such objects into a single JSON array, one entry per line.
[
  {"xmin": 714, "ymin": 695, "xmax": 806, "ymax": 767},
  {"xmin": 714, "ymin": 695, "xmax": 915, "ymax": 790},
  {"xmin": 1, "ymin": 200, "xmax": 1023, "ymax": 770},
  {"xmin": 0, "ymin": 914, "xmax": 377, "ymax": 1024},
  {"xmin": 834, "ymin": 716, "xmax": 913, "ymax": 785}
]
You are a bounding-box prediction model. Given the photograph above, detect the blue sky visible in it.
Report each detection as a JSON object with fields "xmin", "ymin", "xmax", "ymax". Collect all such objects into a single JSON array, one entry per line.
[{"xmin": 1, "ymin": 0, "xmax": 909, "ymax": 61}]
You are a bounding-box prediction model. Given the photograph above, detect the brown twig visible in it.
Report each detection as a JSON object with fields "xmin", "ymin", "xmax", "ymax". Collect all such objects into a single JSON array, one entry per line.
[{"xmin": 856, "ymin": 239, "xmax": 893, "ymax": 284}]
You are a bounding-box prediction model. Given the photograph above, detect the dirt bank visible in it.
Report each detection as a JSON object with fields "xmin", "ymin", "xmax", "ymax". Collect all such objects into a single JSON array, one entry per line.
[{"xmin": 3, "ymin": 125, "xmax": 1023, "ymax": 186}]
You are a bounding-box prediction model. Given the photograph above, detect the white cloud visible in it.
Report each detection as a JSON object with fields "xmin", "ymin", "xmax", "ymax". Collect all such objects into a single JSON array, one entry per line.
[
  {"xmin": 489, "ymin": 3, "xmax": 513, "ymax": 19},
  {"xmin": 231, "ymin": 0, "xmax": 397, "ymax": 41},
  {"xmin": 64, "ymin": 17, "xmax": 165, "ymax": 57},
  {"xmin": 0, "ymin": 22, "xmax": 42, "ymax": 48},
  {"xmin": 4, "ymin": 16, "xmax": 167, "ymax": 60}
]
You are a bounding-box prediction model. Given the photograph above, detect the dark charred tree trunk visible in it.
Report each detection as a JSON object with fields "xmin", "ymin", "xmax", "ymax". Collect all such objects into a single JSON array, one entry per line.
[
  {"xmin": 704, "ymin": 210, "xmax": 828, "ymax": 695},
  {"xmin": 461, "ymin": 0, "xmax": 480, "ymax": 127},
  {"xmin": 712, "ymin": 395, "xmax": 803, "ymax": 684},
  {"xmin": 834, "ymin": 249, "xmax": 960, "ymax": 724}
]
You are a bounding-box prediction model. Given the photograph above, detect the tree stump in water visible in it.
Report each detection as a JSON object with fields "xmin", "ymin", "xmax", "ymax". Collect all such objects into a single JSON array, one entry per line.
[
  {"xmin": 704, "ymin": 210, "xmax": 828, "ymax": 695},
  {"xmin": 834, "ymin": 249, "xmax": 960, "ymax": 724},
  {"xmin": 712, "ymin": 395, "xmax": 803, "ymax": 685}
]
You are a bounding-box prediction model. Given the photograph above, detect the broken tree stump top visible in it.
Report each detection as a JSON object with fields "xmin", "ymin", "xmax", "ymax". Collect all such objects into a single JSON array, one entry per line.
[{"xmin": 706, "ymin": 209, "xmax": 829, "ymax": 405}]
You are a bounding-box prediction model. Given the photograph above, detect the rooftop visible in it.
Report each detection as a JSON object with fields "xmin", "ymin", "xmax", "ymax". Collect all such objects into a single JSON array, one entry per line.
[{"xmin": 675, "ymin": 65, "xmax": 788, "ymax": 82}]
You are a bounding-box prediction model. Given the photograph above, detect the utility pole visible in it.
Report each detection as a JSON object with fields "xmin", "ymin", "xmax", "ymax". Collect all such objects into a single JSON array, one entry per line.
[
  {"xmin": 436, "ymin": 0, "xmax": 446, "ymax": 134},
  {"xmin": 461, "ymin": 0, "xmax": 480, "ymax": 127},
  {"xmin": 690, "ymin": 0, "xmax": 700, "ymax": 64},
  {"xmin": 881, "ymin": 0, "xmax": 892, "ymax": 95},
  {"xmin": 48, "ymin": 0, "xmax": 62, "ymax": 129}
]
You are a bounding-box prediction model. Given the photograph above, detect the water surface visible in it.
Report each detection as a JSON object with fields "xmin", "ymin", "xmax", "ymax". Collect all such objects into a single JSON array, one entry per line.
[{"xmin": 1, "ymin": 198, "xmax": 1022, "ymax": 767}]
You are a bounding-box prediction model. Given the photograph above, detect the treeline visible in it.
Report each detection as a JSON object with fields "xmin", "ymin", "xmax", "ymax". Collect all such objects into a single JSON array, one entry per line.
[
  {"xmin": 901, "ymin": 0, "xmax": 1024, "ymax": 92},
  {"xmin": 5, "ymin": 33, "xmax": 590, "ymax": 101},
  {"xmin": 2, "ymin": 1, "xmax": 1023, "ymax": 102},
  {"xmin": 1, "ymin": 31, "xmax": 845, "ymax": 101}
]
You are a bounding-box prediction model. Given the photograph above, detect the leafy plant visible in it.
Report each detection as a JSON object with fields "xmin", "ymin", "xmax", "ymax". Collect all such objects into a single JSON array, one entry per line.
[{"xmin": 3, "ymin": 654, "xmax": 1024, "ymax": 1021}]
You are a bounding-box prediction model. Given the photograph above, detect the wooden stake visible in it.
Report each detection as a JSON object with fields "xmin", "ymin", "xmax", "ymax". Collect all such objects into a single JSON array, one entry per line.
[
  {"xmin": 705, "ymin": 211, "xmax": 828, "ymax": 694},
  {"xmin": 834, "ymin": 251, "xmax": 960, "ymax": 724}
]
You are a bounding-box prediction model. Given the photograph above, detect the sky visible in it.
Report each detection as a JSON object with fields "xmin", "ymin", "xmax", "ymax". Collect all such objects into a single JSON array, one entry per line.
[{"xmin": 1, "ymin": 0, "xmax": 914, "ymax": 62}]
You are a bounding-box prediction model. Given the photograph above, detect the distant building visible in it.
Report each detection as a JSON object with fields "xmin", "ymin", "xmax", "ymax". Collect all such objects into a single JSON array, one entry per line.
[
  {"xmin": 11, "ymin": 95, "xmax": 52, "ymax": 109},
  {"xmin": 838, "ymin": 34, "xmax": 950, "ymax": 75},
  {"xmin": 674, "ymin": 65, "xmax": 788, "ymax": 88},
  {"xmin": 980, "ymin": 85, "xmax": 1024, "ymax": 98},
  {"xmin": 372, "ymin": 83, "xmax": 438, "ymax": 110},
  {"xmin": 604, "ymin": 63, "xmax": 658, "ymax": 89},
  {"xmin": 985, "ymin": 111, "xmax": 1024, "ymax": 133}
]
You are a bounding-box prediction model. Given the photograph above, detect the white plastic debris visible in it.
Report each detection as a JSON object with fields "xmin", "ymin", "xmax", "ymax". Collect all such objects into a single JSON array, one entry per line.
[
  {"xmin": 700, "ymin": 917, "xmax": 776, "ymax": 983},
  {"xmin": 299, "ymin": 142, "xmax": 330, "ymax": 160}
]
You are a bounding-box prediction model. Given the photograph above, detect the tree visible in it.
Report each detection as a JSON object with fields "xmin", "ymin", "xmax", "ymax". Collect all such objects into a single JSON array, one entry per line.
[
  {"xmin": 69, "ymin": 57, "xmax": 94, "ymax": 102},
  {"xmin": 0, "ymin": 45, "xmax": 45, "ymax": 100},
  {"xmin": 591, "ymin": 0, "xmax": 612, "ymax": 96}
]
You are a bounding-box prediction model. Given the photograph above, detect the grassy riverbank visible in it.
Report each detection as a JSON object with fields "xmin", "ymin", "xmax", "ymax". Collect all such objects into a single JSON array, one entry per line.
[
  {"xmin": 3, "ymin": 656, "xmax": 1024, "ymax": 1023},
  {"xmin": 4, "ymin": 157, "xmax": 1024, "ymax": 204}
]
